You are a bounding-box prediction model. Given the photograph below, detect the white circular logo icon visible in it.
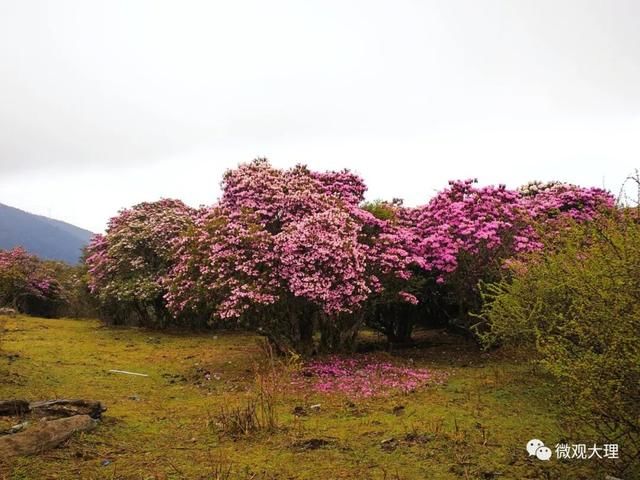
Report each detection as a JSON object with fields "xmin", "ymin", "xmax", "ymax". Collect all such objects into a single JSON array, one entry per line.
[
  {"xmin": 535, "ymin": 446, "xmax": 552, "ymax": 461},
  {"xmin": 527, "ymin": 439, "xmax": 552, "ymax": 461},
  {"xmin": 526, "ymin": 439, "xmax": 544, "ymax": 456}
]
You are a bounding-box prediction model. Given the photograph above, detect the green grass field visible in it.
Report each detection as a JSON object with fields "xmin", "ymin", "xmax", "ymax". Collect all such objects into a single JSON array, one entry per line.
[{"xmin": 0, "ymin": 316, "xmax": 599, "ymax": 479}]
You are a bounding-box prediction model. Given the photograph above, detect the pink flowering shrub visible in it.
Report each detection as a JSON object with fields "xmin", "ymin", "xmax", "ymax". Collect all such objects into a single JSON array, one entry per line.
[
  {"xmin": 522, "ymin": 182, "xmax": 615, "ymax": 230},
  {"xmin": 165, "ymin": 160, "xmax": 418, "ymax": 352},
  {"xmin": 405, "ymin": 179, "xmax": 615, "ymax": 333},
  {"xmin": 220, "ymin": 160, "xmax": 367, "ymax": 230},
  {"xmin": 410, "ymin": 180, "xmax": 541, "ymax": 279},
  {"xmin": 410, "ymin": 179, "xmax": 614, "ymax": 280},
  {"xmin": 277, "ymin": 208, "xmax": 370, "ymax": 312},
  {"xmin": 166, "ymin": 206, "xmax": 280, "ymax": 322},
  {"xmin": 294, "ymin": 355, "xmax": 446, "ymax": 397},
  {"xmin": 0, "ymin": 247, "xmax": 66, "ymax": 316},
  {"xmin": 86, "ymin": 199, "xmax": 197, "ymax": 327},
  {"xmin": 404, "ymin": 180, "xmax": 542, "ymax": 332},
  {"xmin": 361, "ymin": 200, "xmax": 425, "ymax": 343}
]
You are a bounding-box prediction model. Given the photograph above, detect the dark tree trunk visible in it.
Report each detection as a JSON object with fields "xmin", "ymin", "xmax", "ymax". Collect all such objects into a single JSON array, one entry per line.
[
  {"xmin": 29, "ymin": 399, "xmax": 106, "ymax": 419},
  {"xmin": 0, "ymin": 400, "xmax": 30, "ymax": 416},
  {"xmin": 318, "ymin": 312, "xmax": 363, "ymax": 353}
]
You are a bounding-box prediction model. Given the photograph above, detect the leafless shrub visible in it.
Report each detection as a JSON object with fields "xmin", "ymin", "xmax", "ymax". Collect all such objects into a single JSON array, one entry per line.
[{"xmin": 215, "ymin": 398, "xmax": 262, "ymax": 437}]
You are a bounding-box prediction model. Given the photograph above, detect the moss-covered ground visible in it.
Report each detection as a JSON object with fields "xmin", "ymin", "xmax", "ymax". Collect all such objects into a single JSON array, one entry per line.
[{"xmin": 0, "ymin": 316, "xmax": 605, "ymax": 479}]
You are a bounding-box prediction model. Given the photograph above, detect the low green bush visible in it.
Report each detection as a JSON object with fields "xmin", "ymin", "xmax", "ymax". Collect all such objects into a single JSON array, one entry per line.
[{"xmin": 476, "ymin": 214, "xmax": 640, "ymax": 476}]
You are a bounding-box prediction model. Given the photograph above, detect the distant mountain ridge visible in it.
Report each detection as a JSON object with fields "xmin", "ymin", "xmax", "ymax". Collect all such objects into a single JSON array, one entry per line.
[{"xmin": 0, "ymin": 203, "xmax": 94, "ymax": 264}]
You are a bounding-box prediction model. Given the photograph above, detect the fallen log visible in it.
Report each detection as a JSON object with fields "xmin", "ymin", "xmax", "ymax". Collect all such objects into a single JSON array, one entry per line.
[
  {"xmin": 29, "ymin": 399, "xmax": 106, "ymax": 419},
  {"xmin": 0, "ymin": 415, "xmax": 96, "ymax": 457},
  {"xmin": 0, "ymin": 400, "xmax": 30, "ymax": 416}
]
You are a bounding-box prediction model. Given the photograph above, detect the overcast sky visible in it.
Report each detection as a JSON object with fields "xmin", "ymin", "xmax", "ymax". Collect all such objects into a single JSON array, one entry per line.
[{"xmin": 1, "ymin": 0, "xmax": 639, "ymax": 232}]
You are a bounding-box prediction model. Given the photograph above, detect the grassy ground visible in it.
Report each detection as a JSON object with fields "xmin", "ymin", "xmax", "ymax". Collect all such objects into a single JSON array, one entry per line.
[{"xmin": 0, "ymin": 316, "xmax": 604, "ymax": 479}]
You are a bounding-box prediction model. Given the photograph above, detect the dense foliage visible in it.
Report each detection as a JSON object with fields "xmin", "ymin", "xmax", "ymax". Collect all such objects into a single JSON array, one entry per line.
[
  {"xmin": 165, "ymin": 160, "xmax": 417, "ymax": 352},
  {"xmin": 477, "ymin": 214, "xmax": 640, "ymax": 476},
  {"xmin": 85, "ymin": 159, "xmax": 616, "ymax": 352},
  {"xmin": 0, "ymin": 247, "xmax": 62, "ymax": 315},
  {"xmin": 402, "ymin": 179, "xmax": 614, "ymax": 333},
  {"xmin": 86, "ymin": 199, "xmax": 197, "ymax": 327},
  {"xmin": 0, "ymin": 247, "xmax": 91, "ymax": 317}
]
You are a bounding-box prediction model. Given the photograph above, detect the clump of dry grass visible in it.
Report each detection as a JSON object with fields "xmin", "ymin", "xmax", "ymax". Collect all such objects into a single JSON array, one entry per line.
[
  {"xmin": 214, "ymin": 398, "xmax": 267, "ymax": 437},
  {"xmin": 212, "ymin": 339, "xmax": 299, "ymax": 437}
]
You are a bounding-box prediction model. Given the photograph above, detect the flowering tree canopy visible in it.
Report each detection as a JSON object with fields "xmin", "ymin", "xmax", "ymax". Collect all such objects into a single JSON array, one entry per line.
[
  {"xmin": 86, "ymin": 199, "xmax": 196, "ymax": 326},
  {"xmin": 401, "ymin": 179, "xmax": 616, "ymax": 332},
  {"xmin": 409, "ymin": 180, "xmax": 540, "ymax": 281},
  {"xmin": 219, "ymin": 159, "xmax": 367, "ymax": 231},
  {"xmin": 0, "ymin": 247, "xmax": 64, "ymax": 314},
  {"xmin": 164, "ymin": 160, "xmax": 418, "ymax": 351},
  {"xmin": 166, "ymin": 206, "xmax": 280, "ymax": 321},
  {"xmin": 408, "ymin": 179, "xmax": 615, "ymax": 281},
  {"xmin": 521, "ymin": 182, "xmax": 615, "ymax": 223}
]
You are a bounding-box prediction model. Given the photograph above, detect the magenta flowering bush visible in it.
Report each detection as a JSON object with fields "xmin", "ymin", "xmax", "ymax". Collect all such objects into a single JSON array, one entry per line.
[
  {"xmin": 276, "ymin": 208, "xmax": 370, "ymax": 314},
  {"xmin": 522, "ymin": 182, "xmax": 615, "ymax": 224},
  {"xmin": 294, "ymin": 356, "xmax": 446, "ymax": 397},
  {"xmin": 409, "ymin": 179, "xmax": 615, "ymax": 280},
  {"xmin": 0, "ymin": 247, "xmax": 65, "ymax": 315},
  {"xmin": 410, "ymin": 180, "xmax": 541, "ymax": 280},
  {"xmin": 360, "ymin": 200, "xmax": 425, "ymax": 343},
  {"xmin": 166, "ymin": 206, "xmax": 280, "ymax": 322},
  {"xmin": 403, "ymin": 180, "xmax": 543, "ymax": 331},
  {"xmin": 402, "ymin": 179, "xmax": 616, "ymax": 333}
]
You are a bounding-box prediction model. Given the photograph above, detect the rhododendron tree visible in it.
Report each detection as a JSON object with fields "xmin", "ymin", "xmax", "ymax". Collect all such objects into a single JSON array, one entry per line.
[
  {"xmin": 407, "ymin": 179, "xmax": 616, "ymax": 333},
  {"xmin": 166, "ymin": 206, "xmax": 281, "ymax": 325},
  {"xmin": 219, "ymin": 159, "xmax": 368, "ymax": 229},
  {"xmin": 166, "ymin": 160, "xmax": 419, "ymax": 352},
  {"xmin": 406, "ymin": 180, "xmax": 539, "ymax": 331},
  {"xmin": 0, "ymin": 247, "xmax": 65, "ymax": 315},
  {"xmin": 86, "ymin": 199, "xmax": 197, "ymax": 327},
  {"xmin": 275, "ymin": 207, "xmax": 371, "ymax": 352},
  {"xmin": 361, "ymin": 200, "xmax": 425, "ymax": 343},
  {"xmin": 411, "ymin": 180, "xmax": 539, "ymax": 277}
]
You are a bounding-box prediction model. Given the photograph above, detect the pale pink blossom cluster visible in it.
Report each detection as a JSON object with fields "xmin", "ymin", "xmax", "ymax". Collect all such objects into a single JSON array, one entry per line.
[
  {"xmin": 86, "ymin": 199, "xmax": 197, "ymax": 308},
  {"xmin": 165, "ymin": 160, "xmax": 417, "ymax": 321}
]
